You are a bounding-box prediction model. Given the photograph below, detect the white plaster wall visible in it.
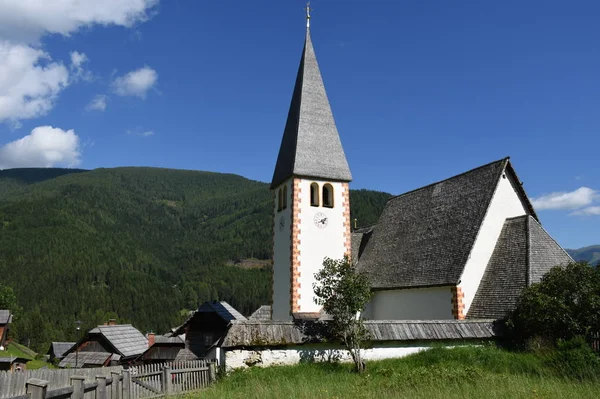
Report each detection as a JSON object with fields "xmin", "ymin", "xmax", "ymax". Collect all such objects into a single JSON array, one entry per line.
[
  {"xmin": 364, "ymin": 287, "xmax": 454, "ymax": 320},
  {"xmin": 297, "ymin": 180, "xmax": 348, "ymax": 313},
  {"xmin": 224, "ymin": 344, "xmax": 431, "ymax": 372},
  {"xmin": 272, "ymin": 179, "xmax": 293, "ymax": 320},
  {"xmin": 459, "ymin": 172, "xmax": 527, "ymax": 314}
]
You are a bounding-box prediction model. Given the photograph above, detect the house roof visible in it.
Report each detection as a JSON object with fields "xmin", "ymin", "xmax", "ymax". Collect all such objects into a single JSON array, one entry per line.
[
  {"xmin": 248, "ymin": 305, "xmax": 271, "ymax": 321},
  {"xmin": 154, "ymin": 335, "xmax": 184, "ymax": 345},
  {"xmin": 197, "ymin": 301, "xmax": 247, "ymax": 322},
  {"xmin": 270, "ymin": 28, "xmax": 352, "ymax": 188},
  {"xmin": 0, "ymin": 310, "xmax": 12, "ymax": 324},
  {"xmin": 356, "ymin": 158, "xmax": 536, "ymax": 289},
  {"xmin": 59, "ymin": 352, "xmax": 113, "ymax": 368},
  {"xmin": 88, "ymin": 324, "xmax": 148, "ymax": 358},
  {"xmin": 467, "ymin": 215, "xmax": 573, "ymax": 319},
  {"xmin": 49, "ymin": 342, "xmax": 75, "ymax": 358},
  {"xmin": 0, "ymin": 356, "xmax": 28, "ymax": 364},
  {"xmin": 221, "ymin": 319, "xmax": 502, "ymax": 348}
]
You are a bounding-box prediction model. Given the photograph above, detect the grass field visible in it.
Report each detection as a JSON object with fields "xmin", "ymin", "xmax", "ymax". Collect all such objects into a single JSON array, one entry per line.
[{"xmin": 196, "ymin": 345, "xmax": 600, "ymax": 399}]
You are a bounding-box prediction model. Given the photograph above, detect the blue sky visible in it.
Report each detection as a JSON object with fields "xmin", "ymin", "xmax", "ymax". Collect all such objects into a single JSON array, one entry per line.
[{"xmin": 0, "ymin": 1, "xmax": 598, "ymax": 249}]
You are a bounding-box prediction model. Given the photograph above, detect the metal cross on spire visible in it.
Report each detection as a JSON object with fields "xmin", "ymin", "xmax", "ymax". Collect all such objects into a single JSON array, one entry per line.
[{"xmin": 305, "ymin": 1, "xmax": 312, "ymax": 28}]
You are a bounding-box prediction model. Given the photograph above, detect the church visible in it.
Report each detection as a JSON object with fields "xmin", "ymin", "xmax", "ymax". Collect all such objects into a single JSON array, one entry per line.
[{"xmin": 269, "ymin": 16, "xmax": 572, "ymax": 322}]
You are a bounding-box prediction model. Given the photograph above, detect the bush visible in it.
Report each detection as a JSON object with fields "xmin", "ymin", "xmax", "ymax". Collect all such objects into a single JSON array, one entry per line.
[{"xmin": 508, "ymin": 262, "xmax": 600, "ymax": 345}]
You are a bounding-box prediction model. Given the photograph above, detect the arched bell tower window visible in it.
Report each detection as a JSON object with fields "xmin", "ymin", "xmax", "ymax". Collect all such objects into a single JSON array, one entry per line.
[
  {"xmin": 310, "ymin": 183, "xmax": 319, "ymax": 207},
  {"xmin": 277, "ymin": 188, "xmax": 283, "ymax": 211},
  {"xmin": 282, "ymin": 185, "xmax": 288, "ymax": 209},
  {"xmin": 323, "ymin": 184, "xmax": 334, "ymax": 208}
]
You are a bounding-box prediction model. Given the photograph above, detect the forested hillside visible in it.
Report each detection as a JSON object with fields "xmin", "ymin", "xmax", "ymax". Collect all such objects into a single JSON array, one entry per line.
[
  {"xmin": 0, "ymin": 168, "xmax": 391, "ymax": 351},
  {"xmin": 567, "ymin": 245, "xmax": 600, "ymax": 266}
]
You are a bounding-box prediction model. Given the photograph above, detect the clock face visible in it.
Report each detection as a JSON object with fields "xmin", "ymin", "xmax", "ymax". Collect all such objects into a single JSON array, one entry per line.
[
  {"xmin": 279, "ymin": 216, "xmax": 285, "ymax": 231},
  {"xmin": 313, "ymin": 212, "xmax": 328, "ymax": 229}
]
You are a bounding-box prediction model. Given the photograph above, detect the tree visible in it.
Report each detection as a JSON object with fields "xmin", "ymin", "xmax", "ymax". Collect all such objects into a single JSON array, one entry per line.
[
  {"xmin": 508, "ymin": 262, "xmax": 600, "ymax": 345},
  {"xmin": 313, "ymin": 256, "xmax": 373, "ymax": 373}
]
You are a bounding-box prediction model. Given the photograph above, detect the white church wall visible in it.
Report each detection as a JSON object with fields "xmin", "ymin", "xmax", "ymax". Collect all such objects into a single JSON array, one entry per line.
[
  {"xmin": 223, "ymin": 343, "xmax": 433, "ymax": 372},
  {"xmin": 459, "ymin": 171, "xmax": 527, "ymax": 315},
  {"xmin": 296, "ymin": 180, "xmax": 348, "ymax": 313},
  {"xmin": 365, "ymin": 286, "xmax": 454, "ymax": 320},
  {"xmin": 272, "ymin": 179, "xmax": 293, "ymax": 320}
]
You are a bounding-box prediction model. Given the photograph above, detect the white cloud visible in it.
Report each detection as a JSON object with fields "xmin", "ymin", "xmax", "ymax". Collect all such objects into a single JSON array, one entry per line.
[
  {"xmin": 0, "ymin": 42, "xmax": 69, "ymax": 123},
  {"xmin": 0, "ymin": 1, "xmax": 159, "ymax": 124},
  {"xmin": 111, "ymin": 67, "xmax": 157, "ymax": 98},
  {"xmin": 571, "ymin": 206, "xmax": 600, "ymax": 216},
  {"xmin": 70, "ymin": 51, "xmax": 93, "ymax": 82},
  {"xmin": 126, "ymin": 128, "xmax": 154, "ymax": 137},
  {"xmin": 86, "ymin": 94, "xmax": 107, "ymax": 111},
  {"xmin": 0, "ymin": 1, "xmax": 159, "ymax": 44},
  {"xmin": 532, "ymin": 187, "xmax": 598, "ymax": 210},
  {"xmin": 0, "ymin": 126, "xmax": 81, "ymax": 169}
]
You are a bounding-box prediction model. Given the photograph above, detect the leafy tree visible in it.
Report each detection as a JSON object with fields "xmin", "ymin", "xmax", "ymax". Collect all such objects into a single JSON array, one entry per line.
[
  {"xmin": 313, "ymin": 257, "xmax": 373, "ymax": 373},
  {"xmin": 508, "ymin": 262, "xmax": 600, "ymax": 345}
]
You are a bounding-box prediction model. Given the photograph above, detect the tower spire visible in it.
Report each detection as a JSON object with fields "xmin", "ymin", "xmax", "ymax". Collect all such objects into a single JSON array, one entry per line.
[{"xmin": 305, "ymin": 2, "xmax": 311, "ymax": 29}]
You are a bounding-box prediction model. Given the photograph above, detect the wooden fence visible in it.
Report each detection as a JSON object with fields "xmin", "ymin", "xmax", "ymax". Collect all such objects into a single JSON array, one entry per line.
[
  {"xmin": 0, "ymin": 367, "xmax": 123, "ymax": 399},
  {"xmin": 0, "ymin": 360, "xmax": 216, "ymax": 399},
  {"xmin": 592, "ymin": 332, "xmax": 600, "ymax": 353}
]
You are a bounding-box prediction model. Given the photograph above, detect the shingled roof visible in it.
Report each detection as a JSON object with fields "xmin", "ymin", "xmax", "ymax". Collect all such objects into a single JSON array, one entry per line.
[
  {"xmin": 221, "ymin": 319, "xmax": 502, "ymax": 348},
  {"xmin": 467, "ymin": 215, "xmax": 573, "ymax": 319},
  {"xmin": 198, "ymin": 301, "xmax": 247, "ymax": 322},
  {"xmin": 271, "ymin": 28, "xmax": 352, "ymax": 188},
  {"xmin": 356, "ymin": 158, "xmax": 537, "ymax": 289},
  {"xmin": 88, "ymin": 324, "xmax": 148, "ymax": 358},
  {"xmin": 0, "ymin": 310, "xmax": 12, "ymax": 324},
  {"xmin": 49, "ymin": 342, "xmax": 75, "ymax": 359}
]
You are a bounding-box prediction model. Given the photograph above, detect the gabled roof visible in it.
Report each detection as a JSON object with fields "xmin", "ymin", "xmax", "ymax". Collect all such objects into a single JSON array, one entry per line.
[
  {"xmin": 198, "ymin": 301, "xmax": 247, "ymax": 322},
  {"xmin": 59, "ymin": 351, "xmax": 113, "ymax": 368},
  {"xmin": 468, "ymin": 215, "xmax": 573, "ymax": 319},
  {"xmin": 49, "ymin": 342, "xmax": 75, "ymax": 358},
  {"xmin": 249, "ymin": 305, "xmax": 272, "ymax": 321},
  {"xmin": 0, "ymin": 310, "xmax": 12, "ymax": 324},
  {"xmin": 356, "ymin": 158, "xmax": 536, "ymax": 289},
  {"xmin": 88, "ymin": 324, "xmax": 148, "ymax": 358},
  {"xmin": 271, "ymin": 28, "xmax": 352, "ymax": 188}
]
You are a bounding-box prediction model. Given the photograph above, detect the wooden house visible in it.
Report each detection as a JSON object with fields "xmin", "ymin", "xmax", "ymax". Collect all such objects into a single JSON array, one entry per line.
[
  {"xmin": 136, "ymin": 334, "xmax": 198, "ymax": 364},
  {"xmin": 0, "ymin": 310, "xmax": 12, "ymax": 350},
  {"xmin": 47, "ymin": 342, "xmax": 76, "ymax": 363},
  {"xmin": 60, "ymin": 321, "xmax": 148, "ymax": 368},
  {"xmin": 0, "ymin": 356, "xmax": 27, "ymax": 372},
  {"xmin": 170, "ymin": 301, "xmax": 247, "ymax": 358}
]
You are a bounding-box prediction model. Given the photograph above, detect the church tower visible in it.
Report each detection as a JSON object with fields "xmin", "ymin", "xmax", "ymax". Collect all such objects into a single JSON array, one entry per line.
[{"xmin": 271, "ymin": 10, "xmax": 352, "ymax": 320}]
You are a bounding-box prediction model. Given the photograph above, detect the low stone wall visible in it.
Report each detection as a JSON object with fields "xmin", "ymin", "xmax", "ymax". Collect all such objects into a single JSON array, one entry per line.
[{"xmin": 223, "ymin": 342, "xmax": 434, "ymax": 372}]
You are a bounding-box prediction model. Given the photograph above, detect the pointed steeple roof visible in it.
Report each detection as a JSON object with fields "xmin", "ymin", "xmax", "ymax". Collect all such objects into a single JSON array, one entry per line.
[{"xmin": 271, "ymin": 29, "xmax": 352, "ymax": 188}]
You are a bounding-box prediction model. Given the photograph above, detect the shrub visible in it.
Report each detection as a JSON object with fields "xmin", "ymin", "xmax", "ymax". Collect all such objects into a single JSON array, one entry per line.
[{"xmin": 544, "ymin": 336, "xmax": 600, "ymax": 381}]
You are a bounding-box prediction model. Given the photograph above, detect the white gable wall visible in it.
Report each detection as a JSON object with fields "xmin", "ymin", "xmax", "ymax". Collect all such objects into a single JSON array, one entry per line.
[
  {"xmin": 364, "ymin": 286, "xmax": 454, "ymax": 320},
  {"xmin": 459, "ymin": 171, "xmax": 527, "ymax": 315}
]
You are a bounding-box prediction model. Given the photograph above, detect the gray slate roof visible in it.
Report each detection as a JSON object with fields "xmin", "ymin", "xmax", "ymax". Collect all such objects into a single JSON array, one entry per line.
[
  {"xmin": 467, "ymin": 216, "xmax": 573, "ymax": 319},
  {"xmin": 356, "ymin": 158, "xmax": 537, "ymax": 289},
  {"xmin": 271, "ymin": 29, "xmax": 352, "ymax": 188},
  {"xmin": 198, "ymin": 301, "xmax": 247, "ymax": 322},
  {"xmin": 0, "ymin": 310, "xmax": 12, "ymax": 324},
  {"xmin": 59, "ymin": 351, "xmax": 112, "ymax": 368},
  {"xmin": 89, "ymin": 324, "xmax": 148, "ymax": 358},
  {"xmin": 49, "ymin": 342, "xmax": 75, "ymax": 358},
  {"xmin": 249, "ymin": 305, "xmax": 272, "ymax": 321},
  {"xmin": 154, "ymin": 335, "xmax": 185, "ymax": 345},
  {"xmin": 221, "ymin": 319, "xmax": 501, "ymax": 348}
]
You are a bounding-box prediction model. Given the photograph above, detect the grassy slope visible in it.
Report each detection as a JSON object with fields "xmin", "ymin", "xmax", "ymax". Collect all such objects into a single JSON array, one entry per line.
[{"xmin": 199, "ymin": 347, "xmax": 600, "ymax": 399}]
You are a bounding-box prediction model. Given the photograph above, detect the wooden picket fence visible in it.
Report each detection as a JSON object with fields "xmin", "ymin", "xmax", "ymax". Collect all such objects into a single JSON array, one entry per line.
[
  {"xmin": 0, "ymin": 367, "xmax": 123, "ymax": 399},
  {"xmin": 0, "ymin": 360, "xmax": 216, "ymax": 399}
]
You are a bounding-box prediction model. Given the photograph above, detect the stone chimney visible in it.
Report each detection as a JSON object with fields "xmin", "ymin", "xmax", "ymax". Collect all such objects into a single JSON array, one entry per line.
[
  {"xmin": 148, "ymin": 332, "xmax": 155, "ymax": 348},
  {"xmin": 108, "ymin": 319, "xmax": 116, "ymax": 326}
]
